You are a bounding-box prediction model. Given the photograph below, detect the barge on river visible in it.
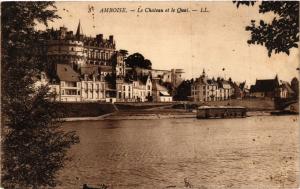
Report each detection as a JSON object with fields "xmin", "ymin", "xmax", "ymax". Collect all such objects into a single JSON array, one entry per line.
[{"xmin": 197, "ymin": 106, "xmax": 247, "ymax": 119}]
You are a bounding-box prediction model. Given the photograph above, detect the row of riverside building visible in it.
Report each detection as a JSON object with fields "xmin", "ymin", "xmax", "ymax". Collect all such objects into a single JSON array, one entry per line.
[
  {"xmin": 34, "ymin": 21, "xmax": 184, "ymax": 103},
  {"xmin": 34, "ymin": 21, "xmax": 299, "ymax": 103},
  {"xmin": 191, "ymin": 70, "xmax": 299, "ymax": 102}
]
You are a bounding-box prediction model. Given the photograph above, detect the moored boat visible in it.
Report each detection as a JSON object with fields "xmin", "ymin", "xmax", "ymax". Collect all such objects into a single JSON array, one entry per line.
[{"xmin": 197, "ymin": 106, "xmax": 247, "ymax": 119}]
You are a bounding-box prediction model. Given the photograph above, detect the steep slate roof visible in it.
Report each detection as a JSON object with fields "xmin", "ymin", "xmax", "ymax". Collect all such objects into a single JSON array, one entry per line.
[
  {"xmin": 56, "ymin": 64, "xmax": 80, "ymax": 82},
  {"xmin": 239, "ymin": 82, "xmax": 246, "ymax": 90},
  {"xmin": 152, "ymin": 80, "xmax": 168, "ymax": 92},
  {"xmin": 250, "ymin": 78, "xmax": 279, "ymax": 93},
  {"xmin": 139, "ymin": 75, "xmax": 150, "ymax": 85},
  {"xmin": 281, "ymin": 81, "xmax": 295, "ymax": 93}
]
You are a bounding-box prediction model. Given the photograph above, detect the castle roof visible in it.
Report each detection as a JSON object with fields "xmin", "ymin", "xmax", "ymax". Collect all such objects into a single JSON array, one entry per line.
[
  {"xmin": 56, "ymin": 64, "xmax": 80, "ymax": 82},
  {"xmin": 75, "ymin": 20, "xmax": 83, "ymax": 38}
]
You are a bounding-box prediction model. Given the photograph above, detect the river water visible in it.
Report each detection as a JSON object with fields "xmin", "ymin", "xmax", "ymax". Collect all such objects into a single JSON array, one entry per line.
[{"xmin": 58, "ymin": 116, "xmax": 299, "ymax": 189}]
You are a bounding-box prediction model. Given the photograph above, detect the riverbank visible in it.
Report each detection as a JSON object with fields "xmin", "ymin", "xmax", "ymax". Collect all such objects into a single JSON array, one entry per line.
[
  {"xmin": 60, "ymin": 99, "xmax": 281, "ymax": 121},
  {"xmin": 57, "ymin": 102, "xmax": 117, "ymax": 117},
  {"xmin": 63, "ymin": 108, "xmax": 282, "ymax": 121}
]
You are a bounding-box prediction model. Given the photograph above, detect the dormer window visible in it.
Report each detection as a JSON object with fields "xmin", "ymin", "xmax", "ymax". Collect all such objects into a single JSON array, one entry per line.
[{"xmin": 84, "ymin": 74, "xmax": 88, "ymax": 81}]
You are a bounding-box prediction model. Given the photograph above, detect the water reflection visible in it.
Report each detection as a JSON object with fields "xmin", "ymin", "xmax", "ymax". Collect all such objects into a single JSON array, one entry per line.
[{"xmin": 59, "ymin": 116, "xmax": 299, "ymax": 189}]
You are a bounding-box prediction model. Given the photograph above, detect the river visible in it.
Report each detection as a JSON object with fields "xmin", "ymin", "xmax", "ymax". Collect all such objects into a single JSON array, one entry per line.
[{"xmin": 58, "ymin": 115, "xmax": 299, "ymax": 189}]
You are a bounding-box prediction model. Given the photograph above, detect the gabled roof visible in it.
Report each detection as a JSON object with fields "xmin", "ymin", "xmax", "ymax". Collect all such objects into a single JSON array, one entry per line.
[
  {"xmin": 159, "ymin": 91, "xmax": 171, "ymax": 96},
  {"xmin": 281, "ymin": 81, "xmax": 295, "ymax": 93},
  {"xmin": 251, "ymin": 78, "xmax": 279, "ymax": 93},
  {"xmin": 239, "ymin": 82, "xmax": 246, "ymax": 90},
  {"xmin": 218, "ymin": 80, "xmax": 231, "ymax": 89},
  {"xmin": 56, "ymin": 64, "xmax": 80, "ymax": 82},
  {"xmin": 139, "ymin": 75, "xmax": 150, "ymax": 85},
  {"xmin": 152, "ymin": 80, "xmax": 168, "ymax": 92}
]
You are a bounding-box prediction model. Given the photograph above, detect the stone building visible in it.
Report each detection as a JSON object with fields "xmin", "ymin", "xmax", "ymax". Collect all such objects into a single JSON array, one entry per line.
[
  {"xmin": 116, "ymin": 75, "xmax": 152, "ymax": 102},
  {"xmin": 191, "ymin": 70, "xmax": 218, "ymax": 102},
  {"xmin": 35, "ymin": 21, "xmax": 128, "ymax": 102},
  {"xmin": 152, "ymin": 79, "xmax": 173, "ymax": 102},
  {"xmin": 250, "ymin": 75, "xmax": 280, "ymax": 98},
  {"xmin": 132, "ymin": 75, "xmax": 152, "ymax": 102},
  {"xmin": 134, "ymin": 68, "xmax": 184, "ymax": 90},
  {"xmin": 277, "ymin": 81, "xmax": 295, "ymax": 99},
  {"xmin": 191, "ymin": 70, "xmax": 233, "ymax": 102}
]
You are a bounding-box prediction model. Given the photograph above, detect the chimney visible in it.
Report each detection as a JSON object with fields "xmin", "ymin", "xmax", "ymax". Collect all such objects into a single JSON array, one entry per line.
[
  {"xmin": 109, "ymin": 35, "xmax": 114, "ymax": 43},
  {"xmin": 96, "ymin": 34, "xmax": 103, "ymax": 42}
]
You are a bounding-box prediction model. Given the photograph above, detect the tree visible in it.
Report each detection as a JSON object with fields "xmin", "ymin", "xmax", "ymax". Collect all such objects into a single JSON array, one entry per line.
[
  {"xmin": 234, "ymin": 1, "xmax": 299, "ymax": 57},
  {"xmin": 119, "ymin": 49, "xmax": 129, "ymax": 57},
  {"xmin": 1, "ymin": 2, "xmax": 79, "ymax": 188},
  {"xmin": 125, "ymin": 52, "xmax": 152, "ymax": 69}
]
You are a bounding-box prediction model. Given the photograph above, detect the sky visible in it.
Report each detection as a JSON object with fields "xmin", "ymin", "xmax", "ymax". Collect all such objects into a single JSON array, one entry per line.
[{"xmin": 37, "ymin": 1, "xmax": 299, "ymax": 85}]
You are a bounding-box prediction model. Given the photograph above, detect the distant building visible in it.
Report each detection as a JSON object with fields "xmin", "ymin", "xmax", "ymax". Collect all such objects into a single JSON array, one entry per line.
[
  {"xmin": 232, "ymin": 81, "xmax": 246, "ymax": 99},
  {"xmin": 44, "ymin": 22, "xmax": 117, "ymax": 69},
  {"xmin": 278, "ymin": 81, "xmax": 295, "ymax": 99},
  {"xmin": 217, "ymin": 80, "xmax": 233, "ymax": 101},
  {"xmin": 191, "ymin": 70, "xmax": 219, "ymax": 102},
  {"xmin": 250, "ymin": 75, "xmax": 280, "ymax": 98},
  {"xmin": 52, "ymin": 64, "xmax": 107, "ymax": 102},
  {"xmin": 134, "ymin": 68, "xmax": 184, "ymax": 89},
  {"xmin": 152, "ymin": 80, "xmax": 173, "ymax": 102},
  {"xmin": 35, "ymin": 21, "xmax": 188, "ymax": 103},
  {"xmin": 291, "ymin": 77, "xmax": 299, "ymax": 98},
  {"xmin": 191, "ymin": 70, "xmax": 234, "ymax": 102},
  {"xmin": 132, "ymin": 75, "xmax": 152, "ymax": 102},
  {"xmin": 116, "ymin": 75, "xmax": 152, "ymax": 102}
]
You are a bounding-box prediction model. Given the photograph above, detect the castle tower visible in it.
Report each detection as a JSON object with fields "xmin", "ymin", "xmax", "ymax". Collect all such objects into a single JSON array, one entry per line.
[
  {"xmin": 115, "ymin": 51, "xmax": 126, "ymax": 78},
  {"xmin": 75, "ymin": 20, "xmax": 84, "ymax": 40}
]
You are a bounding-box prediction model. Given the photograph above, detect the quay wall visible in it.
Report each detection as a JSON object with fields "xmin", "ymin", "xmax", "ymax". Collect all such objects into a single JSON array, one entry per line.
[
  {"xmin": 201, "ymin": 98, "xmax": 275, "ymax": 111},
  {"xmin": 57, "ymin": 102, "xmax": 118, "ymax": 117}
]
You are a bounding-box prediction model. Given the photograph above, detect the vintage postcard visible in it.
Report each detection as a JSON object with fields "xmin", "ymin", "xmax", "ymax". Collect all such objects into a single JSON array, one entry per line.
[{"xmin": 1, "ymin": 1, "xmax": 299, "ymax": 189}]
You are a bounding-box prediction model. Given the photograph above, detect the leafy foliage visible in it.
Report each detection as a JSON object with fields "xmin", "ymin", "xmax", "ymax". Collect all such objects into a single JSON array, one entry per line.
[
  {"xmin": 1, "ymin": 2, "xmax": 79, "ymax": 188},
  {"xmin": 119, "ymin": 49, "xmax": 129, "ymax": 57},
  {"xmin": 234, "ymin": 1, "xmax": 299, "ymax": 57},
  {"xmin": 125, "ymin": 53, "xmax": 152, "ymax": 69},
  {"xmin": 233, "ymin": 1, "xmax": 255, "ymax": 8}
]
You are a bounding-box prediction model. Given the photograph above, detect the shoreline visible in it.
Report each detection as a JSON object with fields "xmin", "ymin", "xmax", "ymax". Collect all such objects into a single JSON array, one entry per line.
[{"xmin": 62, "ymin": 110, "xmax": 295, "ymax": 122}]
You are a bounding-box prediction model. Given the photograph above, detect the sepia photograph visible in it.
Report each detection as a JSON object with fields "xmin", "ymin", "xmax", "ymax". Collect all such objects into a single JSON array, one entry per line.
[{"xmin": 1, "ymin": 1, "xmax": 299, "ymax": 189}]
